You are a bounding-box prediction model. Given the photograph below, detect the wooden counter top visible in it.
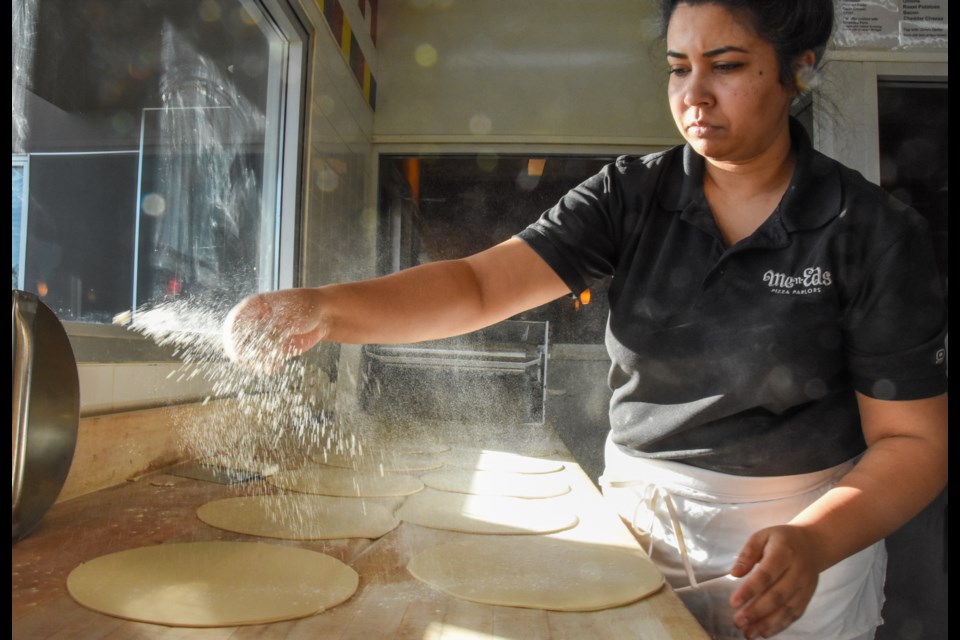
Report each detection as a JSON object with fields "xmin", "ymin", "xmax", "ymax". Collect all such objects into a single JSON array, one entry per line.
[{"xmin": 12, "ymin": 430, "xmax": 709, "ymax": 639}]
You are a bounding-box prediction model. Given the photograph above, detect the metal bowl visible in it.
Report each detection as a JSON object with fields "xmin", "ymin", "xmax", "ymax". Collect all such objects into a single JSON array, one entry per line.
[{"xmin": 12, "ymin": 290, "xmax": 80, "ymax": 542}]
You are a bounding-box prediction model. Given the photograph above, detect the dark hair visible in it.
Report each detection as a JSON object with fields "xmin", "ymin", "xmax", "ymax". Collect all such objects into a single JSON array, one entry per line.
[{"xmin": 659, "ymin": 0, "xmax": 834, "ymax": 90}]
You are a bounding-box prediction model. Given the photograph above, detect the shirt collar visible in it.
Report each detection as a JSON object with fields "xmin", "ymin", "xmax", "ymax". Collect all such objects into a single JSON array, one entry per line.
[{"xmin": 658, "ymin": 117, "xmax": 842, "ymax": 233}]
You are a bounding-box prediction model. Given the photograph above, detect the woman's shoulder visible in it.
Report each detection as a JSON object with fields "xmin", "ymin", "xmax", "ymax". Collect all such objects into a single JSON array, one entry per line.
[
  {"xmin": 613, "ymin": 146, "xmax": 681, "ymax": 172},
  {"xmin": 584, "ymin": 146, "xmax": 685, "ymax": 196},
  {"xmin": 818, "ymin": 150, "xmax": 929, "ymax": 234}
]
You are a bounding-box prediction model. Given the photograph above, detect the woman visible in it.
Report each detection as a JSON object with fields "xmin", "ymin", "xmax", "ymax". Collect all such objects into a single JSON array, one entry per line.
[{"xmin": 223, "ymin": 1, "xmax": 948, "ymax": 638}]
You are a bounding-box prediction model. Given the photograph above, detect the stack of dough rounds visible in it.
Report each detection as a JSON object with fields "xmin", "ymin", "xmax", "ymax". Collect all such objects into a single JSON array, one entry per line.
[
  {"xmin": 398, "ymin": 489, "xmax": 579, "ymax": 535},
  {"xmin": 66, "ymin": 541, "xmax": 359, "ymax": 627},
  {"xmin": 421, "ymin": 468, "xmax": 570, "ymax": 498},
  {"xmin": 197, "ymin": 494, "xmax": 400, "ymax": 540},
  {"xmin": 407, "ymin": 536, "xmax": 663, "ymax": 612},
  {"xmin": 267, "ymin": 465, "xmax": 424, "ymax": 498},
  {"xmin": 440, "ymin": 448, "xmax": 565, "ymax": 474}
]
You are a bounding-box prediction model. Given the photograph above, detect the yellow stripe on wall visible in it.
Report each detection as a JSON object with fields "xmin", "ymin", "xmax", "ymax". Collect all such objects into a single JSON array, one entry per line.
[
  {"xmin": 340, "ymin": 16, "xmax": 352, "ymax": 60},
  {"xmin": 363, "ymin": 61, "xmax": 371, "ymax": 101},
  {"xmin": 313, "ymin": 0, "xmax": 376, "ymax": 110}
]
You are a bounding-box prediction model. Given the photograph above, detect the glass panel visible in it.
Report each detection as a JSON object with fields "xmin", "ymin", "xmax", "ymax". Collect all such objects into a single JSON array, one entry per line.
[
  {"xmin": 136, "ymin": 104, "xmax": 266, "ymax": 306},
  {"xmin": 23, "ymin": 153, "xmax": 138, "ymax": 322},
  {"xmin": 12, "ymin": 160, "xmax": 27, "ymax": 289},
  {"xmin": 12, "ymin": 0, "xmax": 295, "ymax": 324}
]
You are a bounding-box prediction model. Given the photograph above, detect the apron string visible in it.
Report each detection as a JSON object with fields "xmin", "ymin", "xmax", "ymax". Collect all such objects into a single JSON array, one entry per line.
[{"xmin": 609, "ymin": 479, "xmax": 700, "ymax": 589}]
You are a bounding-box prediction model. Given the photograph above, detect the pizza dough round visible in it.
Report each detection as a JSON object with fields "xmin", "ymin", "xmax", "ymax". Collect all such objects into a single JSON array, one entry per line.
[
  {"xmin": 372, "ymin": 441, "xmax": 450, "ymax": 455},
  {"xmin": 421, "ymin": 468, "xmax": 570, "ymax": 499},
  {"xmin": 398, "ymin": 489, "xmax": 579, "ymax": 535},
  {"xmin": 397, "ymin": 442, "xmax": 451, "ymax": 455},
  {"xmin": 67, "ymin": 541, "xmax": 359, "ymax": 627},
  {"xmin": 407, "ymin": 536, "xmax": 663, "ymax": 611},
  {"xmin": 267, "ymin": 465, "xmax": 424, "ymax": 498},
  {"xmin": 441, "ymin": 448, "xmax": 565, "ymax": 474},
  {"xmin": 313, "ymin": 448, "xmax": 442, "ymax": 473},
  {"xmin": 197, "ymin": 494, "xmax": 399, "ymax": 540}
]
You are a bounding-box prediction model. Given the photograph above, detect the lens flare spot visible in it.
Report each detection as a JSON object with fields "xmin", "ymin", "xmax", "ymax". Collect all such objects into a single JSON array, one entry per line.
[
  {"xmin": 315, "ymin": 165, "xmax": 340, "ymax": 192},
  {"xmin": 469, "ymin": 114, "xmax": 493, "ymax": 135},
  {"xmin": 414, "ymin": 43, "xmax": 438, "ymax": 68},
  {"xmin": 142, "ymin": 193, "xmax": 167, "ymax": 217}
]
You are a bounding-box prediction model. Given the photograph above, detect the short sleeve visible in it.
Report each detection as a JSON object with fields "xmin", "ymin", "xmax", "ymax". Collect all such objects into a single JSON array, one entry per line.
[
  {"xmin": 516, "ymin": 156, "xmax": 664, "ymax": 297},
  {"xmin": 843, "ymin": 220, "xmax": 948, "ymax": 400},
  {"xmin": 515, "ymin": 166, "xmax": 620, "ymax": 297}
]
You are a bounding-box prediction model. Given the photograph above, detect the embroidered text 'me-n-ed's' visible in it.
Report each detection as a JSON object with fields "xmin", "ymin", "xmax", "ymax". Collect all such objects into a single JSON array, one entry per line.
[{"xmin": 762, "ymin": 267, "xmax": 832, "ymax": 295}]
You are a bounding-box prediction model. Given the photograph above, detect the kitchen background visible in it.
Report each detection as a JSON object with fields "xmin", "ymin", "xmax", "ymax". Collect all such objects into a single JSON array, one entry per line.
[{"xmin": 12, "ymin": 1, "xmax": 946, "ymax": 638}]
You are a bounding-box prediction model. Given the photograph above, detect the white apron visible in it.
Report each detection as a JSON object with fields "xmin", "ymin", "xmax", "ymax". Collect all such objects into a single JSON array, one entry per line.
[{"xmin": 599, "ymin": 434, "xmax": 886, "ymax": 640}]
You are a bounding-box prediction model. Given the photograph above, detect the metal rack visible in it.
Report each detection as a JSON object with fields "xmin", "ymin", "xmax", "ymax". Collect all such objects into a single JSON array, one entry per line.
[{"xmin": 359, "ymin": 320, "xmax": 549, "ymax": 424}]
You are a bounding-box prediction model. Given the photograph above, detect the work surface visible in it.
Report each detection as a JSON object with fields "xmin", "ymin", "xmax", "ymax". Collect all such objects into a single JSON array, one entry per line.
[{"xmin": 12, "ymin": 422, "xmax": 709, "ymax": 640}]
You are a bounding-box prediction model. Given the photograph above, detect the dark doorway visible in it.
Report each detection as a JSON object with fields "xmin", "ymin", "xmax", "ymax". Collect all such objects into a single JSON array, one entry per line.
[
  {"xmin": 377, "ymin": 154, "xmax": 616, "ymax": 345},
  {"xmin": 874, "ymin": 78, "xmax": 948, "ymax": 640}
]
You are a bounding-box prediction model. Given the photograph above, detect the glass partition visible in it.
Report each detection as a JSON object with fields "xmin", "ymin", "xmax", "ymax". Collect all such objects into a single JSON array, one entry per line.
[{"xmin": 11, "ymin": 0, "xmax": 304, "ymax": 329}]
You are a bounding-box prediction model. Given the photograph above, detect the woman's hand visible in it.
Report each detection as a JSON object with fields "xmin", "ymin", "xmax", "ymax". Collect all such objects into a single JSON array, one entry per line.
[
  {"xmin": 728, "ymin": 525, "xmax": 825, "ymax": 639},
  {"xmin": 728, "ymin": 393, "xmax": 947, "ymax": 639},
  {"xmin": 222, "ymin": 289, "xmax": 326, "ymax": 372}
]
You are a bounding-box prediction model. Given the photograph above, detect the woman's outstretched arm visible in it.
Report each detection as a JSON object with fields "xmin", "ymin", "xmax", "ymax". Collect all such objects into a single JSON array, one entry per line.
[{"xmin": 223, "ymin": 237, "xmax": 570, "ymax": 368}]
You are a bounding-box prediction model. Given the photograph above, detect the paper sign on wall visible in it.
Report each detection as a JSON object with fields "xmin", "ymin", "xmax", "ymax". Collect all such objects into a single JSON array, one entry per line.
[{"xmin": 834, "ymin": 0, "xmax": 947, "ymax": 49}]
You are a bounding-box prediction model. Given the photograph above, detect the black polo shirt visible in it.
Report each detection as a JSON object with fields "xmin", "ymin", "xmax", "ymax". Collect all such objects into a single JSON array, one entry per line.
[{"xmin": 516, "ymin": 118, "xmax": 947, "ymax": 476}]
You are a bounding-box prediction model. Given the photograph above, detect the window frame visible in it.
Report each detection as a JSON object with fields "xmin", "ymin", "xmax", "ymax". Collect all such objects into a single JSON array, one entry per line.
[
  {"xmin": 12, "ymin": 154, "xmax": 30, "ymax": 291},
  {"xmin": 814, "ymin": 51, "xmax": 947, "ymax": 185}
]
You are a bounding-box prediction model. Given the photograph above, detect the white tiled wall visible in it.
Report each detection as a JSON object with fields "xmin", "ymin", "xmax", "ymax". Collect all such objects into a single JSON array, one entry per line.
[{"xmin": 78, "ymin": 362, "xmax": 216, "ymax": 416}]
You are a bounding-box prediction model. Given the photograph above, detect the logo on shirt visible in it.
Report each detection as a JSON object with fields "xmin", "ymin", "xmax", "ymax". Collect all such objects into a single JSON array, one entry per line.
[{"xmin": 762, "ymin": 267, "xmax": 832, "ymax": 295}]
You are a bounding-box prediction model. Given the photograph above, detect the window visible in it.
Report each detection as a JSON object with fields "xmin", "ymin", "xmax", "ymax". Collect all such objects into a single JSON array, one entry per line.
[
  {"xmin": 12, "ymin": 0, "xmax": 306, "ymax": 356},
  {"xmin": 378, "ymin": 154, "xmax": 616, "ymax": 344}
]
